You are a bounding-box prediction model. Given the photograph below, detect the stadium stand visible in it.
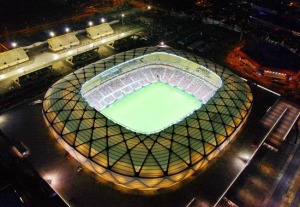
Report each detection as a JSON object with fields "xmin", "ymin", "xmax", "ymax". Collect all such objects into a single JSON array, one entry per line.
[
  {"xmin": 82, "ymin": 54, "xmax": 222, "ymax": 111},
  {"xmin": 121, "ymin": 85, "xmax": 133, "ymax": 94},
  {"xmin": 99, "ymin": 84, "xmax": 112, "ymax": 97},
  {"xmin": 187, "ymin": 79, "xmax": 203, "ymax": 94},
  {"xmin": 167, "ymin": 70, "xmax": 180, "ymax": 85},
  {"xmin": 120, "ymin": 75, "xmax": 133, "ymax": 85}
]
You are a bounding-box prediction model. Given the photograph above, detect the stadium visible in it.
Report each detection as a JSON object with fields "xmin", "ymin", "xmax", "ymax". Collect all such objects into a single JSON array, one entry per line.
[{"xmin": 42, "ymin": 47, "xmax": 253, "ymax": 192}]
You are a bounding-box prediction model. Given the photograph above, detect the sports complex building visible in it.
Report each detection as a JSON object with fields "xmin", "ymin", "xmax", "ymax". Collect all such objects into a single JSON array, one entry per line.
[{"xmin": 42, "ymin": 47, "xmax": 253, "ymax": 192}]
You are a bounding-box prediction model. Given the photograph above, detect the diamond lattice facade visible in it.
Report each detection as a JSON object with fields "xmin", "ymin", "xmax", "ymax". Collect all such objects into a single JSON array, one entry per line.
[{"xmin": 42, "ymin": 47, "xmax": 253, "ymax": 191}]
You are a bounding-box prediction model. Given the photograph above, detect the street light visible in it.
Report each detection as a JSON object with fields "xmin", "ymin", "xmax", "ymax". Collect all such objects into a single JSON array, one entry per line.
[
  {"xmin": 49, "ymin": 31, "xmax": 55, "ymax": 37},
  {"xmin": 65, "ymin": 27, "xmax": 70, "ymax": 33},
  {"xmin": 147, "ymin": 5, "xmax": 151, "ymax": 10},
  {"xmin": 121, "ymin": 14, "xmax": 125, "ymax": 24},
  {"xmin": 88, "ymin": 21, "xmax": 93, "ymax": 27},
  {"xmin": 11, "ymin": 42, "xmax": 17, "ymax": 48},
  {"xmin": 101, "ymin": 17, "xmax": 105, "ymax": 23}
]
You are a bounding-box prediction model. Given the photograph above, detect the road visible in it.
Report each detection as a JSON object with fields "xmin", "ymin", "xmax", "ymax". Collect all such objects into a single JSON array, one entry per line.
[
  {"xmin": 219, "ymin": 112, "xmax": 300, "ymax": 207},
  {"xmin": 265, "ymin": 142, "xmax": 300, "ymax": 207}
]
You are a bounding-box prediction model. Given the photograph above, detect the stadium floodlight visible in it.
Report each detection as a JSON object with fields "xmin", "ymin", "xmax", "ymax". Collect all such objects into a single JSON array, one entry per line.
[{"xmin": 49, "ymin": 31, "xmax": 55, "ymax": 37}]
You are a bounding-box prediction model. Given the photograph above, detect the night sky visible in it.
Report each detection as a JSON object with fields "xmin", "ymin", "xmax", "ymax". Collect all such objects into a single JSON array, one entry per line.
[{"xmin": 0, "ymin": 0, "xmax": 74, "ymax": 32}]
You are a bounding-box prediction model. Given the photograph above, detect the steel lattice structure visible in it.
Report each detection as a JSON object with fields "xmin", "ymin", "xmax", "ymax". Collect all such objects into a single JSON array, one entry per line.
[{"xmin": 42, "ymin": 47, "xmax": 253, "ymax": 191}]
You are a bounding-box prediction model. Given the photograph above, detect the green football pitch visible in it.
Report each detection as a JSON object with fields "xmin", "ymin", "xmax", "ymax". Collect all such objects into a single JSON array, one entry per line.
[{"xmin": 101, "ymin": 82, "xmax": 202, "ymax": 134}]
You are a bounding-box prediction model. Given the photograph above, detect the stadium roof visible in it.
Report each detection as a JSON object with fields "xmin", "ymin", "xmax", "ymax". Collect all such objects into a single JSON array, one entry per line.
[
  {"xmin": 86, "ymin": 23, "xmax": 114, "ymax": 40},
  {"xmin": 42, "ymin": 47, "xmax": 253, "ymax": 191},
  {"xmin": 0, "ymin": 48, "xmax": 29, "ymax": 70}
]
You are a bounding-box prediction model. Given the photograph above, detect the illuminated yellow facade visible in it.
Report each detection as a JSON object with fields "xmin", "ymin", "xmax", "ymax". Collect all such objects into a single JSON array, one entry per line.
[{"xmin": 42, "ymin": 47, "xmax": 253, "ymax": 192}]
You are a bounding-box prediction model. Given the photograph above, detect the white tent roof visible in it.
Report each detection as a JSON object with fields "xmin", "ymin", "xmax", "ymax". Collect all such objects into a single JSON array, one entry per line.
[
  {"xmin": 86, "ymin": 23, "xmax": 114, "ymax": 39},
  {"xmin": 47, "ymin": 33, "xmax": 80, "ymax": 52},
  {"xmin": 0, "ymin": 48, "xmax": 29, "ymax": 70}
]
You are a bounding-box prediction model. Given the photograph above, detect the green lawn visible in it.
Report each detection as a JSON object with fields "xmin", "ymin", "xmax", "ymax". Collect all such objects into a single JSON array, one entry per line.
[{"xmin": 101, "ymin": 82, "xmax": 202, "ymax": 134}]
